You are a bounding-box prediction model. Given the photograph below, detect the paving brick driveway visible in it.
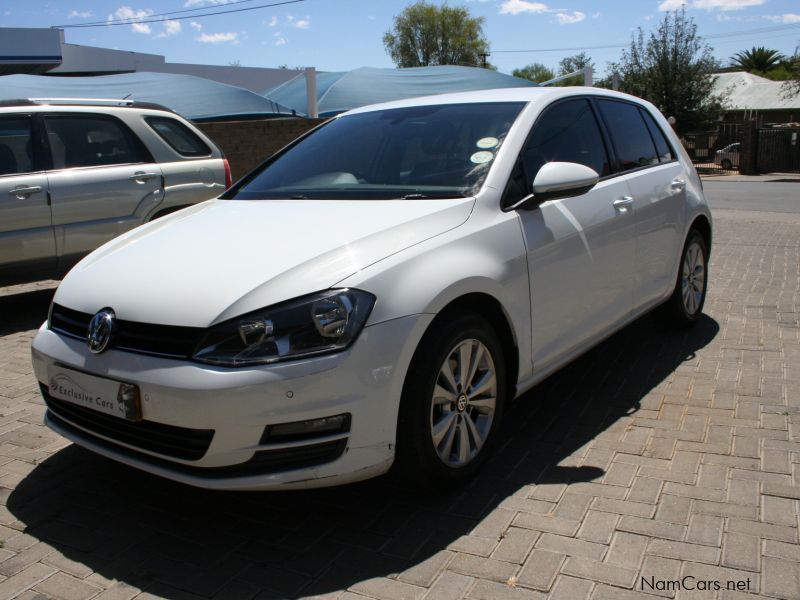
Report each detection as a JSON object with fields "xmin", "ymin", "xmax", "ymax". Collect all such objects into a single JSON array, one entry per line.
[{"xmin": 0, "ymin": 208, "xmax": 798, "ymax": 600}]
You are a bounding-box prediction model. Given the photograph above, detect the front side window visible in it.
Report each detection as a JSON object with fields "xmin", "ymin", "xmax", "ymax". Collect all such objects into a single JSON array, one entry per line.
[
  {"xmin": 0, "ymin": 115, "xmax": 33, "ymax": 176},
  {"xmin": 503, "ymin": 98, "xmax": 610, "ymax": 206},
  {"xmin": 596, "ymin": 100, "xmax": 659, "ymax": 172},
  {"xmin": 44, "ymin": 115, "xmax": 150, "ymax": 169},
  {"xmin": 230, "ymin": 102, "xmax": 526, "ymax": 200}
]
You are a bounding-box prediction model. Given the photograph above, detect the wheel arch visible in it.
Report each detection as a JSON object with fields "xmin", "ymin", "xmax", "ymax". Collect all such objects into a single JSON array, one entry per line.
[{"xmin": 690, "ymin": 214, "xmax": 712, "ymax": 258}]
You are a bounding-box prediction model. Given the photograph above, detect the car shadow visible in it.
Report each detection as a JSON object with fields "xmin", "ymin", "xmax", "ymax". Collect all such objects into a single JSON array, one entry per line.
[
  {"xmin": 0, "ymin": 288, "xmax": 55, "ymax": 336},
  {"xmin": 7, "ymin": 313, "xmax": 719, "ymax": 598}
]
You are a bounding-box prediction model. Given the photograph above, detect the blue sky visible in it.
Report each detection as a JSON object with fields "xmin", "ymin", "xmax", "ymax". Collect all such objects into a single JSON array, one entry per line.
[{"xmin": 2, "ymin": 0, "xmax": 799, "ymax": 76}]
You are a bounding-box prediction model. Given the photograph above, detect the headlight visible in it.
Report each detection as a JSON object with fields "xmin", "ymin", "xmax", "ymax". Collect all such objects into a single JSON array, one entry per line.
[{"xmin": 192, "ymin": 289, "xmax": 375, "ymax": 367}]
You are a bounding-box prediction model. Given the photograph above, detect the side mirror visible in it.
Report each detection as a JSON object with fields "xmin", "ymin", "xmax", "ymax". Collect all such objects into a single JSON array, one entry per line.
[{"xmin": 509, "ymin": 162, "xmax": 600, "ymax": 211}]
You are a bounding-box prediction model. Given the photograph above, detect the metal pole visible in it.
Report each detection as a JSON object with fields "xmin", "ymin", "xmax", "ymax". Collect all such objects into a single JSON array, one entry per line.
[
  {"xmin": 583, "ymin": 66, "xmax": 593, "ymax": 87},
  {"xmin": 612, "ymin": 73, "xmax": 620, "ymax": 91},
  {"xmin": 305, "ymin": 67, "xmax": 318, "ymax": 119}
]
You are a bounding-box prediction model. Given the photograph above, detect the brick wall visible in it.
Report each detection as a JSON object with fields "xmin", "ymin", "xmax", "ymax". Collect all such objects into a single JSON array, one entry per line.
[{"xmin": 196, "ymin": 118, "xmax": 328, "ymax": 181}]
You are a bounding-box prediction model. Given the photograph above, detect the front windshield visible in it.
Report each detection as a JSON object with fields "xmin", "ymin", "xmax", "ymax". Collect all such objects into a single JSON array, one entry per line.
[{"xmin": 230, "ymin": 102, "xmax": 525, "ymax": 200}]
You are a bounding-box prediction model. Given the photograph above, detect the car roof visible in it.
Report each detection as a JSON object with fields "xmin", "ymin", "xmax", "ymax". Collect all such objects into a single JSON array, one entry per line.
[{"xmin": 340, "ymin": 86, "xmax": 655, "ymax": 117}]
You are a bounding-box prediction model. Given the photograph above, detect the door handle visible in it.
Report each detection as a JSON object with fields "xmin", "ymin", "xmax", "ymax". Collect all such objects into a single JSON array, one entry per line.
[
  {"xmin": 613, "ymin": 196, "xmax": 634, "ymax": 212},
  {"xmin": 671, "ymin": 179, "xmax": 686, "ymax": 190},
  {"xmin": 129, "ymin": 172, "xmax": 159, "ymax": 183},
  {"xmin": 8, "ymin": 185, "xmax": 43, "ymax": 199}
]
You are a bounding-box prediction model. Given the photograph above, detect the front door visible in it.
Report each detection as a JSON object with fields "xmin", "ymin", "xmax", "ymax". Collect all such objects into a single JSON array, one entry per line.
[
  {"xmin": 507, "ymin": 98, "xmax": 635, "ymax": 372},
  {"xmin": 0, "ymin": 114, "xmax": 55, "ymax": 278}
]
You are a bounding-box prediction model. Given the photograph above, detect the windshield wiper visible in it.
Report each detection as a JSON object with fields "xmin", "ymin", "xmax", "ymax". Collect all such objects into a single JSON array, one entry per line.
[{"xmin": 400, "ymin": 192, "xmax": 467, "ymax": 200}]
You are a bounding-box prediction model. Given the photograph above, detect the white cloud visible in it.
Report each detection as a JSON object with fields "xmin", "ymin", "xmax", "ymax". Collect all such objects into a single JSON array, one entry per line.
[
  {"xmin": 591, "ymin": 12, "xmax": 601, "ymax": 19},
  {"xmin": 196, "ymin": 31, "xmax": 239, "ymax": 43},
  {"xmin": 658, "ymin": 0, "xmax": 684, "ymax": 10},
  {"xmin": 108, "ymin": 6, "xmax": 153, "ymax": 34},
  {"xmin": 273, "ymin": 31, "xmax": 287, "ymax": 46},
  {"xmin": 764, "ymin": 13, "xmax": 800, "ymax": 23},
  {"xmin": 266, "ymin": 15, "xmax": 278, "ymax": 27},
  {"xmin": 190, "ymin": 21, "xmax": 202, "ymax": 30},
  {"xmin": 555, "ymin": 10, "xmax": 585, "ymax": 24},
  {"xmin": 499, "ymin": 0, "xmax": 549, "ymax": 15},
  {"xmin": 693, "ymin": 0, "xmax": 765, "ymax": 9},
  {"xmin": 68, "ymin": 10, "xmax": 93, "ymax": 18},
  {"xmin": 295, "ymin": 17, "xmax": 310, "ymax": 29},
  {"xmin": 155, "ymin": 20, "xmax": 181, "ymax": 37},
  {"xmin": 659, "ymin": 0, "xmax": 765, "ymax": 11}
]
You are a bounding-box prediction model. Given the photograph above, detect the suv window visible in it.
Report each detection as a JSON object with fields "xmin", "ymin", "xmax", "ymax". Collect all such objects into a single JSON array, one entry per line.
[
  {"xmin": 640, "ymin": 109, "xmax": 674, "ymax": 163},
  {"xmin": 44, "ymin": 115, "xmax": 150, "ymax": 169},
  {"xmin": 596, "ymin": 100, "xmax": 659, "ymax": 172},
  {"xmin": 0, "ymin": 116, "xmax": 33, "ymax": 176},
  {"xmin": 146, "ymin": 117, "xmax": 211, "ymax": 157},
  {"xmin": 503, "ymin": 98, "xmax": 610, "ymax": 205}
]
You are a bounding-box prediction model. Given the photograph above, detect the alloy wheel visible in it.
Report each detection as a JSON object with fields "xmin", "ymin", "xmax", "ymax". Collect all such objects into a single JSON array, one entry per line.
[
  {"xmin": 681, "ymin": 240, "xmax": 706, "ymax": 315},
  {"xmin": 430, "ymin": 339, "xmax": 497, "ymax": 467}
]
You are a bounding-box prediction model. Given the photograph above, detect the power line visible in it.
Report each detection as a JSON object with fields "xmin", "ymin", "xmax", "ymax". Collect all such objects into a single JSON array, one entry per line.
[
  {"xmin": 54, "ymin": 0, "xmax": 263, "ymax": 28},
  {"xmin": 55, "ymin": 0, "xmax": 307, "ymax": 29},
  {"xmin": 492, "ymin": 22, "xmax": 800, "ymax": 54}
]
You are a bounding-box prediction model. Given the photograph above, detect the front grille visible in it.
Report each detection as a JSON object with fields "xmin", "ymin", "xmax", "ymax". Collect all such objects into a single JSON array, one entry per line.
[
  {"xmin": 47, "ymin": 402, "xmax": 348, "ymax": 479},
  {"xmin": 43, "ymin": 387, "xmax": 213, "ymax": 460},
  {"xmin": 50, "ymin": 304, "xmax": 204, "ymax": 359}
]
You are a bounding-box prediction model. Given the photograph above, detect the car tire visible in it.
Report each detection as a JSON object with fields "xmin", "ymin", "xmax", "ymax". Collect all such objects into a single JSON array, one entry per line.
[
  {"xmin": 394, "ymin": 313, "xmax": 506, "ymax": 489},
  {"xmin": 721, "ymin": 158, "xmax": 732, "ymax": 170},
  {"xmin": 656, "ymin": 229, "xmax": 708, "ymax": 328}
]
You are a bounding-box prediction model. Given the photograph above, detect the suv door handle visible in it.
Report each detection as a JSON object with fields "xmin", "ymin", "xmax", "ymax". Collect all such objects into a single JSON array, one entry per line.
[
  {"xmin": 671, "ymin": 179, "xmax": 686, "ymax": 190},
  {"xmin": 8, "ymin": 185, "xmax": 43, "ymax": 199},
  {"xmin": 613, "ymin": 196, "xmax": 634, "ymax": 212},
  {"xmin": 129, "ymin": 172, "xmax": 159, "ymax": 183}
]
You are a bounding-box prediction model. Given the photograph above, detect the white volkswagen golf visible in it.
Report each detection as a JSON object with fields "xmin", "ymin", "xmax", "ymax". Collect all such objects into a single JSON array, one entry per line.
[{"xmin": 31, "ymin": 88, "xmax": 711, "ymax": 490}]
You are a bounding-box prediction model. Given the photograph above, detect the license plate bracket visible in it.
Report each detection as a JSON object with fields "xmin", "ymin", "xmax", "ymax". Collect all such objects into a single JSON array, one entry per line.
[{"xmin": 47, "ymin": 366, "xmax": 142, "ymax": 422}]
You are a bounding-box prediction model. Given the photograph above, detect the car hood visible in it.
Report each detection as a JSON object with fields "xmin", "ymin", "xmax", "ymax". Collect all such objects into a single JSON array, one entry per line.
[{"xmin": 54, "ymin": 198, "xmax": 475, "ymax": 327}]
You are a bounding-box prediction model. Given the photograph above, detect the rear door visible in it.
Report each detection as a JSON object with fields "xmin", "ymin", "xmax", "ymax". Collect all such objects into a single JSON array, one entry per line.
[
  {"xmin": 42, "ymin": 113, "xmax": 164, "ymax": 265},
  {"xmin": 594, "ymin": 99, "xmax": 686, "ymax": 308},
  {"xmin": 0, "ymin": 113, "xmax": 55, "ymax": 276}
]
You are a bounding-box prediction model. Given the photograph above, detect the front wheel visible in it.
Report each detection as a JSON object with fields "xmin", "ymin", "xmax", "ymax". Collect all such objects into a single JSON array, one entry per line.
[
  {"xmin": 394, "ymin": 313, "xmax": 506, "ymax": 488},
  {"xmin": 656, "ymin": 229, "xmax": 708, "ymax": 327}
]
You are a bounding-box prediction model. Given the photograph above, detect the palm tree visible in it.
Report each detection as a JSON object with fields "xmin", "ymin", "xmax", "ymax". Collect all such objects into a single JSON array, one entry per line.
[{"xmin": 731, "ymin": 47, "xmax": 785, "ymax": 72}]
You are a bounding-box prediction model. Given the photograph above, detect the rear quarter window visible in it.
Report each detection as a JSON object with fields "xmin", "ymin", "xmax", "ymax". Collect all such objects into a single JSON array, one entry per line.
[{"xmin": 146, "ymin": 117, "xmax": 211, "ymax": 157}]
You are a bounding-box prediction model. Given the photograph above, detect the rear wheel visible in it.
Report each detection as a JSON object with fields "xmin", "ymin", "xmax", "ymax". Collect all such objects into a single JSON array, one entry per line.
[
  {"xmin": 394, "ymin": 313, "xmax": 506, "ymax": 488},
  {"xmin": 656, "ymin": 229, "xmax": 708, "ymax": 327},
  {"xmin": 721, "ymin": 158, "xmax": 732, "ymax": 170}
]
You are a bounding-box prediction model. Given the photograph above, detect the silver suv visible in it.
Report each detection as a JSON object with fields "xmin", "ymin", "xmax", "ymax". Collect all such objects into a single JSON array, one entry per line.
[{"xmin": 0, "ymin": 99, "xmax": 230, "ymax": 285}]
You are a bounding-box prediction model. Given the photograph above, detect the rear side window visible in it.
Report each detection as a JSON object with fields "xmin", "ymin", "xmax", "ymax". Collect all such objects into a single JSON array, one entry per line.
[
  {"xmin": 0, "ymin": 115, "xmax": 33, "ymax": 176},
  {"xmin": 596, "ymin": 100, "xmax": 659, "ymax": 172},
  {"xmin": 146, "ymin": 117, "xmax": 211, "ymax": 157},
  {"xmin": 43, "ymin": 115, "xmax": 150, "ymax": 169},
  {"xmin": 640, "ymin": 109, "xmax": 674, "ymax": 163}
]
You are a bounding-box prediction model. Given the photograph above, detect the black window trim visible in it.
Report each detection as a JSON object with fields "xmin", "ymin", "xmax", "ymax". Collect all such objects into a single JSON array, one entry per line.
[
  {"xmin": 144, "ymin": 116, "xmax": 212, "ymax": 158},
  {"xmin": 590, "ymin": 97, "xmax": 679, "ymax": 178},
  {"xmin": 41, "ymin": 112, "xmax": 154, "ymax": 171}
]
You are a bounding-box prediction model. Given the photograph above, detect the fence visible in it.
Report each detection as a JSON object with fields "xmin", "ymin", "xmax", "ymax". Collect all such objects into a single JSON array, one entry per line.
[
  {"xmin": 756, "ymin": 128, "xmax": 800, "ymax": 174},
  {"xmin": 681, "ymin": 123, "xmax": 742, "ymax": 174}
]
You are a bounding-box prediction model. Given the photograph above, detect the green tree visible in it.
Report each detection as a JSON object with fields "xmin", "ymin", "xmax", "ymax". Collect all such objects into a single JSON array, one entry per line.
[
  {"xmin": 556, "ymin": 52, "xmax": 593, "ymax": 86},
  {"xmin": 383, "ymin": 1, "xmax": 490, "ymax": 68},
  {"xmin": 781, "ymin": 46, "xmax": 800, "ymax": 97},
  {"xmin": 610, "ymin": 9, "xmax": 722, "ymax": 134},
  {"xmin": 512, "ymin": 62, "xmax": 555, "ymax": 83},
  {"xmin": 731, "ymin": 46, "xmax": 785, "ymax": 73}
]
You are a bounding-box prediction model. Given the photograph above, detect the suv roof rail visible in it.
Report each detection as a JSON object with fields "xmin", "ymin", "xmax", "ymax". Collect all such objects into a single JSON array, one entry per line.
[{"xmin": 0, "ymin": 98, "xmax": 177, "ymax": 114}]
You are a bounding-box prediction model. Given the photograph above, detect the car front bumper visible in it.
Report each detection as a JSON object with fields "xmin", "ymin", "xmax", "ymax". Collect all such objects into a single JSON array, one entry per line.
[{"xmin": 31, "ymin": 313, "xmax": 431, "ymax": 490}]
